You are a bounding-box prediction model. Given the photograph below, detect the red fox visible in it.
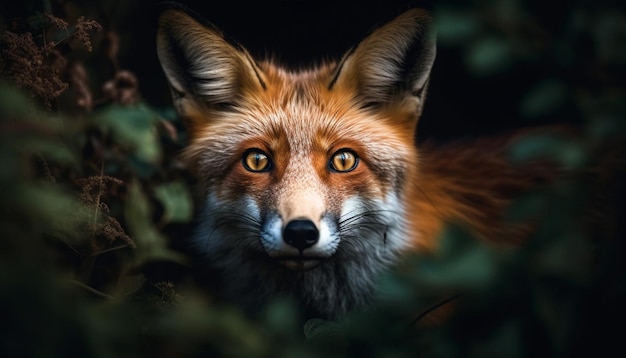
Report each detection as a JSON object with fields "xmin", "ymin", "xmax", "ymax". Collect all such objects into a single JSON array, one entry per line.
[{"xmin": 156, "ymin": 5, "xmax": 558, "ymax": 319}]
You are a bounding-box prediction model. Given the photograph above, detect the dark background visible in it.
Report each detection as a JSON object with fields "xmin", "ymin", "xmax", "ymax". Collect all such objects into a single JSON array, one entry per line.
[
  {"xmin": 3, "ymin": 0, "xmax": 603, "ymax": 141},
  {"xmin": 120, "ymin": 0, "xmax": 576, "ymax": 140}
]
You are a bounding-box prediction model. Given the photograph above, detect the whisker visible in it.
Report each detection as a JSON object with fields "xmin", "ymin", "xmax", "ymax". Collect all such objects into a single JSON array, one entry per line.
[
  {"xmin": 198, "ymin": 203, "xmax": 264, "ymax": 251},
  {"xmin": 339, "ymin": 209, "xmax": 396, "ymax": 225},
  {"xmin": 334, "ymin": 206, "xmax": 399, "ymax": 253}
]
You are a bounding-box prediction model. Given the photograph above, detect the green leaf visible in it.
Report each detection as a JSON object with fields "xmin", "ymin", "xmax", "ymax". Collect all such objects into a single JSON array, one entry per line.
[
  {"xmin": 124, "ymin": 180, "xmax": 186, "ymax": 268},
  {"xmin": 95, "ymin": 104, "xmax": 161, "ymax": 164},
  {"xmin": 534, "ymin": 232, "xmax": 593, "ymax": 283},
  {"xmin": 520, "ymin": 80, "xmax": 568, "ymax": 119},
  {"xmin": 303, "ymin": 318, "xmax": 341, "ymax": 339},
  {"xmin": 465, "ymin": 37, "xmax": 515, "ymax": 76},
  {"xmin": 504, "ymin": 190, "xmax": 550, "ymax": 222},
  {"xmin": 508, "ymin": 134, "xmax": 587, "ymax": 170},
  {"xmin": 374, "ymin": 272, "xmax": 416, "ymax": 305},
  {"xmin": 153, "ymin": 181, "xmax": 193, "ymax": 224},
  {"xmin": 0, "ymin": 83, "xmax": 37, "ymax": 119},
  {"xmin": 15, "ymin": 182, "xmax": 92, "ymax": 249},
  {"xmin": 435, "ymin": 8, "xmax": 480, "ymax": 45},
  {"xmin": 482, "ymin": 321, "xmax": 523, "ymax": 358},
  {"xmin": 262, "ymin": 298, "xmax": 300, "ymax": 338},
  {"xmin": 417, "ymin": 224, "xmax": 497, "ymax": 289},
  {"xmin": 20, "ymin": 137, "xmax": 77, "ymax": 165},
  {"xmin": 0, "ymin": 85, "xmax": 76, "ymax": 167}
]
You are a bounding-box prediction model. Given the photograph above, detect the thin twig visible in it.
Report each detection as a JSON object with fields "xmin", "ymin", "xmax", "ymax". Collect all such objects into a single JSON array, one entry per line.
[
  {"xmin": 408, "ymin": 293, "xmax": 463, "ymax": 328},
  {"xmin": 91, "ymin": 161, "xmax": 104, "ymax": 241},
  {"xmin": 67, "ymin": 279, "xmax": 114, "ymax": 300},
  {"xmin": 89, "ymin": 244, "xmax": 131, "ymax": 257},
  {"xmin": 56, "ymin": 236, "xmax": 82, "ymax": 256}
]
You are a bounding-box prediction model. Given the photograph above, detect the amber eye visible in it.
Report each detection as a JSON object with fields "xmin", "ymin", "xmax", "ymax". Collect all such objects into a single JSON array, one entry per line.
[
  {"xmin": 242, "ymin": 149, "xmax": 271, "ymax": 172},
  {"xmin": 330, "ymin": 149, "xmax": 358, "ymax": 172}
]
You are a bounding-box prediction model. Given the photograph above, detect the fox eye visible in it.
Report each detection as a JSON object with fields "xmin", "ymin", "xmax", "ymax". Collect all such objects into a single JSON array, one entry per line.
[
  {"xmin": 330, "ymin": 149, "xmax": 358, "ymax": 172},
  {"xmin": 243, "ymin": 149, "xmax": 271, "ymax": 172}
]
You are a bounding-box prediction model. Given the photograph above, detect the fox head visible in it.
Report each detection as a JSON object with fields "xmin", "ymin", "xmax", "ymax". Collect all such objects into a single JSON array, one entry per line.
[{"xmin": 157, "ymin": 5, "xmax": 436, "ymax": 318}]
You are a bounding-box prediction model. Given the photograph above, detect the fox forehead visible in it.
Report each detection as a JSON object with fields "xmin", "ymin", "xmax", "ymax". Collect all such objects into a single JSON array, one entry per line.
[{"xmin": 185, "ymin": 62, "xmax": 418, "ymax": 181}]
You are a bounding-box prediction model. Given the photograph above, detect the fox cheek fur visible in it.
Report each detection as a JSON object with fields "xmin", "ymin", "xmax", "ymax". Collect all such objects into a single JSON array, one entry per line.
[{"xmin": 157, "ymin": 4, "xmax": 436, "ymax": 319}]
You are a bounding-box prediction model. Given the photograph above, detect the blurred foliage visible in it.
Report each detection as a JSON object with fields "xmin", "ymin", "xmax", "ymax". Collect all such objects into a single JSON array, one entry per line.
[{"xmin": 0, "ymin": 0, "xmax": 625, "ymax": 357}]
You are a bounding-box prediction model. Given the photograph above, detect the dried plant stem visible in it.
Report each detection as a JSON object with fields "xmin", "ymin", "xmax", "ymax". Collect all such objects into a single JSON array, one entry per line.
[
  {"xmin": 38, "ymin": 154, "xmax": 55, "ymax": 183},
  {"xmin": 90, "ymin": 244, "xmax": 131, "ymax": 257},
  {"xmin": 48, "ymin": 30, "xmax": 77, "ymax": 49},
  {"xmin": 76, "ymin": 161, "xmax": 106, "ymax": 284},
  {"xmin": 91, "ymin": 161, "xmax": 104, "ymax": 242},
  {"xmin": 68, "ymin": 279, "xmax": 114, "ymax": 300}
]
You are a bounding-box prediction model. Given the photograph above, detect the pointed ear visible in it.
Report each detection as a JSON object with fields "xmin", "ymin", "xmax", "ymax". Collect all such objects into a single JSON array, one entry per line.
[
  {"xmin": 330, "ymin": 9, "xmax": 436, "ymax": 111},
  {"xmin": 156, "ymin": 6, "xmax": 266, "ymax": 115}
]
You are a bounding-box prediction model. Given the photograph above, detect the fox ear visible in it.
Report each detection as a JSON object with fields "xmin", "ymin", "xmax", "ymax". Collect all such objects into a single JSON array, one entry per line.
[
  {"xmin": 330, "ymin": 9, "xmax": 436, "ymax": 111},
  {"xmin": 156, "ymin": 6, "xmax": 266, "ymax": 114}
]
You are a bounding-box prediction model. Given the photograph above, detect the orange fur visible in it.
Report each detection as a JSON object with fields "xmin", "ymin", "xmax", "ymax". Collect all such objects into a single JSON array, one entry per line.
[
  {"xmin": 410, "ymin": 136, "xmax": 557, "ymax": 251},
  {"xmin": 156, "ymin": 5, "xmax": 565, "ymax": 320}
]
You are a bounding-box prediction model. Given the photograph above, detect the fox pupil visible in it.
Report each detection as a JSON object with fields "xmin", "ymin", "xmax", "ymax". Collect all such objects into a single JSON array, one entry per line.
[
  {"xmin": 339, "ymin": 153, "xmax": 347, "ymax": 167},
  {"xmin": 244, "ymin": 150, "xmax": 269, "ymax": 172},
  {"xmin": 332, "ymin": 150, "xmax": 357, "ymax": 172}
]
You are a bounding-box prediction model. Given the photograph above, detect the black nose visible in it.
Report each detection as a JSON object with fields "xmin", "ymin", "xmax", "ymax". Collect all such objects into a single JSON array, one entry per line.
[{"xmin": 283, "ymin": 219, "xmax": 319, "ymax": 251}]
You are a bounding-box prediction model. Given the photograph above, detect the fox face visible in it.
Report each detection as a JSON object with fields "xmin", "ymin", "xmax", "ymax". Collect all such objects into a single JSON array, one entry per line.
[{"xmin": 157, "ymin": 5, "xmax": 435, "ymax": 319}]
